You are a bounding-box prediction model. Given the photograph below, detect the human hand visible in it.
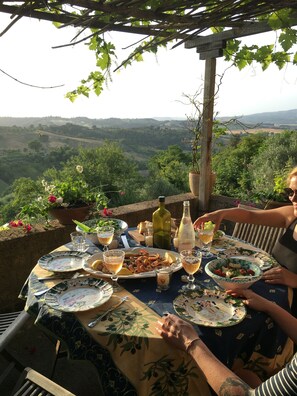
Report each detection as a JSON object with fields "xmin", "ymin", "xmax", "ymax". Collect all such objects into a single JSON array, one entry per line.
[
  {"xmin": 156, "ymin": 313, "xmax": 199, "ymax": 352},
  {"xmin": 193, "ymin": 211, "xmax": 223, "ymax": 232},
  {"xmin": 262, "ymin": 266, "xmax": 297, "ymax": 288},
  {"xmin": 228, "ymin": 289, "xmax": 272, "ymax": 312}
]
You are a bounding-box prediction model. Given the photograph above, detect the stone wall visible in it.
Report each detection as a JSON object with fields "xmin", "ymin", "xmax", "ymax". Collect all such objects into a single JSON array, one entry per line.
[{"xmin": 0, "ymin": 194, "xmax": 237, "ymax": 313}]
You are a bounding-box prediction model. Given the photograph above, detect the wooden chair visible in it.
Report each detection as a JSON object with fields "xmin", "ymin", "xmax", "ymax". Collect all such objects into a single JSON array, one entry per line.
[
  {"xmin": 0, "ymin": 310, "xmax": 30, "ymax": 386},
  {"xmin": 232, "ymin": 204, "xmax": 286, "ymax": 254},
  {"xmin": 12, "ymin": 367, "xmax": 75, "ymax": 396}
]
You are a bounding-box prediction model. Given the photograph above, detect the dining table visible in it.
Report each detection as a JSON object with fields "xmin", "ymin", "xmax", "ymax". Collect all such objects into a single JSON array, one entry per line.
[{"xmin": 19, "ymin": 231, "xmax": 294, "ymax": 396}]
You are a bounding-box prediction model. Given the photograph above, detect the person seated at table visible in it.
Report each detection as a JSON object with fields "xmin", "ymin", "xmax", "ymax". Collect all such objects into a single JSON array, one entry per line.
[
  {"xmin": 156, "ymin": 289, "xmax": 297, "ymax": 395},
  {"xmin": 194, "ymin": 166, "xmax": 297, "ymax": 314}
]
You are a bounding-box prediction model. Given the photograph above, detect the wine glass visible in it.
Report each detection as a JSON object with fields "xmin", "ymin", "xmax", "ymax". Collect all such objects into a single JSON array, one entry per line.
[
  {"xmin": 103, "ymin": 249, "xmax": 125, "ymax": 292},
  {"xmin": 180, "ymin": 249, "xmax": 202, "ymax": 291},
  {"xmin": 97, "ymin": 226, "xmax": 114, "ymax": 251},
  {"xmin": 197, "ymin": 228, "xmax": 214, "ymax": 257}
]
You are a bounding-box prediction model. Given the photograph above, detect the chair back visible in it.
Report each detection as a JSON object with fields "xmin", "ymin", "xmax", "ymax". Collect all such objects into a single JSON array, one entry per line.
[
  {"xmin": 13, "ymin": 367, "xmax": 75, "ymax": 396},
  {"xmin": 232, "ymin": 204, "xmax": 286, "ymax": 254}
]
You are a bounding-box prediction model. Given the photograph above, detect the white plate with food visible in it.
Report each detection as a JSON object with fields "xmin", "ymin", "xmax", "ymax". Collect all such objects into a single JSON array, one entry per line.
[
  {"xmin": 38, "ymin": 251, "xmax": 91, "ymax": 272},
  {"xmin": 174, "ymin": 289, "xmax": 246, "ymax": 327},
  {"xmin": 83, "ymin": 247, "xmax": 182, "ymax": 279},
  {"xmin": 44, "ymin": 277, "xmax": 113, "ymax": 312}
]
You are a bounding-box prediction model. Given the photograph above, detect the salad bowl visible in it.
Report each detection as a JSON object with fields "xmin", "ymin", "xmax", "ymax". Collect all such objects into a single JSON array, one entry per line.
[
  {"xmin": 75, "ymin": 218, "xmax": 128, "ymax": 244},
  {"xmin": 205, "ymin": 257, "xmax": 262, "ymax": 291}
]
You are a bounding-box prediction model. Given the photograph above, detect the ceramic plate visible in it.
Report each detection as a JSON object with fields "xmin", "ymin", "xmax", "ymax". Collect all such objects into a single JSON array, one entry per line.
[
  {"xmin": 44, "ymin": 277, "xmax": 113, "ymax": 312},
  {"xmin": 38, "ymin": 251, "xmax": 91, "ymax": 272},
  {"xmin": 83, "ymin": 247, "xmax": 182, "ymax": 279},
  {"xmin": 173, "ymin": 289, "xmax": 246, "ymax": 327},
  {"xmin": 216, "ymin": 245, "xmax": 277, "ymax": 271}
]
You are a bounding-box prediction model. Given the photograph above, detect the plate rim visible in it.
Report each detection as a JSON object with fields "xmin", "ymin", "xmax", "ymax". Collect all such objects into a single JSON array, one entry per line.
[
  {"xmin": 44, "ymin": 276, "xmax": 113, "ymax": 312},
  {"xmin": 83, "ymin": 247, "xmax": 182, "ymax": 279},
  {"xmin": 173, "ymin": 289, "xmax": 246, "ymax": 327},
  {"xmin": 38, "ymin": 250, "xmax": 91, "ymax": 272}
]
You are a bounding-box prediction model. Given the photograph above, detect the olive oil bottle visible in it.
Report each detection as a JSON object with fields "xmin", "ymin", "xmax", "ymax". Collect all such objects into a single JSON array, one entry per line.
[{"xmin": 153, "ymin": 196, "xmax": 171, "ymax": 250}]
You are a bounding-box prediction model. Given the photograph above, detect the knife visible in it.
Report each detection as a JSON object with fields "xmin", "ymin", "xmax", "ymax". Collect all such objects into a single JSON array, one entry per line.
[
  {"xmin": 88, "ymin": 296, "xmax": 128, "ymax": 328},
  {"xmin": 121, "ymin": 234, "xmax": 130, "ymax": 248}
]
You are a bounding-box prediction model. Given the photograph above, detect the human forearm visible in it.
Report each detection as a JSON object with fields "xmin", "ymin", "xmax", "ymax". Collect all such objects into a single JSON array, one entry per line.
[{"xmin": 188, "ymin": 340, "xmax": 253, "ymax": 395}]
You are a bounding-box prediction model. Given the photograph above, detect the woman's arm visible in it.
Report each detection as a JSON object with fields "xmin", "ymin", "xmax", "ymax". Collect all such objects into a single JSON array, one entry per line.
[
  {"xmin": 194, "ymin": 206, "xmax": 293, "ymax": 231},
  {"xmin": 239, "ymin": 289, "xmax": 297, "ymax": 342},
  {"xmin": 156, "ymin": 314, "xmax": 254, "ymax": 395}
]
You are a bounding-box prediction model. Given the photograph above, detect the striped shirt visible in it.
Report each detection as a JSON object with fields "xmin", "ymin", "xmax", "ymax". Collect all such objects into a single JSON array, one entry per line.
[{"xmin": 253, "ymin": 353, "xmax": 297, "ymax": 395}]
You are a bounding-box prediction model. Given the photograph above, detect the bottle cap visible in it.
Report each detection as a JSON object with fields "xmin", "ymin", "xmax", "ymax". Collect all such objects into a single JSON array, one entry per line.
[
  {"xmin": 183, "ymin": 200, "xmax": 190, "ymax": 205},
  {"xmin": 158, "ymin": 196, "xmax": 165, "ymax": 202}
]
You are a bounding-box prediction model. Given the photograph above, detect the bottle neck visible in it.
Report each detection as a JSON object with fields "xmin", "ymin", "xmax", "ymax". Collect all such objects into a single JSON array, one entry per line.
[{"xmin": 182, "ymin": 204, "xmax": 191, "ymax": 218}]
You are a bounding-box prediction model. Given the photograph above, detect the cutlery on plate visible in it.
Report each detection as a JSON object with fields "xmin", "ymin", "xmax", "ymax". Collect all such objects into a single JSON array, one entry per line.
[
  {"xmin": 88, "ymin": 296, "xmax": 128, "ymax": 328},
  {"xmin": 121, "ymin": 234, "xmax": 130, "ymax": 248}
]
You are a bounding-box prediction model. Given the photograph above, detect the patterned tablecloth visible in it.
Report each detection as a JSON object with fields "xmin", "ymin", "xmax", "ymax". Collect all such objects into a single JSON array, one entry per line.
[{"xmin": 20, "ymin": 234, "xmax": 294, "ymax": 396}]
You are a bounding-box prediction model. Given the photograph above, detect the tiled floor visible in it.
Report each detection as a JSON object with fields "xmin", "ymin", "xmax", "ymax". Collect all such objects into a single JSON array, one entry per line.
[{"xmin": 0, "ymin": 316, "xmax": 103, "ymax": 395}]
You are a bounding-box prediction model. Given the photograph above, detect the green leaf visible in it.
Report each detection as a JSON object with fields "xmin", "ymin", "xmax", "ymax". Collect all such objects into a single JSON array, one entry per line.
[{"xmin": 293, "ymin": 52, "xmax": 297, "ymax": 65}]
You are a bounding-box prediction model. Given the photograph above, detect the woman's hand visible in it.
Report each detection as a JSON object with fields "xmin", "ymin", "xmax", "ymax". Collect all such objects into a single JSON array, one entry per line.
[
  {"xmin": 193, "ymin": 211, "xmax": 224, "ymax": 231},
  {"xmin": 156, "ymin": 313, "xmax": 199, "ymax": 352},
  {"xmin": 262, "ymin": 267, "xmax": 297, "ymax": 288},
  {"xmin": 229, "ymin": 289, "xmax": 272, "ymax": 312}
]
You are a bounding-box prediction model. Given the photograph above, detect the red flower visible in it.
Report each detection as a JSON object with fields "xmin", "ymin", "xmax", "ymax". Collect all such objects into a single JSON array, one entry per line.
[
  {"xmin": 120, "ymin": 191, "xmax": 125, "ymax": 196},
  {"xmin": 24, "ymin": 224, "xmax": 32, "ymax": 233},
  {"xmin": 48, "ymin": 195, "xmax": 57, "ymax": 203},
  {"xmin": 18, "ymin": 220, "xmax": 23, "ymax": 226},
  {"xmin": 9, "ymin": 221, "xmax": 18, "ymax": 227},
  {"xmin": 102, "ymin": 208, "xmax": 113, "ymax": 217}
]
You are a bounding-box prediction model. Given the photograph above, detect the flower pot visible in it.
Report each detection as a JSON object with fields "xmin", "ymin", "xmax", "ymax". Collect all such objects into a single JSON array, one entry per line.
[
  {"xmin": 189, "ymin": 171, "xmax": 216, "ymax": 196},
  {"xmin": 49, "ymin": 206, "xmax": 91, "ymax": 226}
]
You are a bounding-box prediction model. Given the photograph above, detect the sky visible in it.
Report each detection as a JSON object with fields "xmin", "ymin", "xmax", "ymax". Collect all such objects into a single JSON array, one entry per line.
[{"xmin": 0, "ymin": 13, "xmax": 296, "ymax": 120}]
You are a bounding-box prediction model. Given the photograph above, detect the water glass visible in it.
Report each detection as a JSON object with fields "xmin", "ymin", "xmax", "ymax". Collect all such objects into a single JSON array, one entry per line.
[{"xmin": 70, "ymin": 231, "xmax": 87, "ymax": 252}]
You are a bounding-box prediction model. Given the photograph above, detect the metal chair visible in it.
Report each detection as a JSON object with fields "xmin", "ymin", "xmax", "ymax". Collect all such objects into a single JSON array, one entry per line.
[
  {"xmin": 0, "ymin": 310, "xmax": 30, "ymax": 386},
  {"xmin": 232, "ymin": 204, "xmax": 286, "ymax": 254},
  {"xmin": 12, "ymin": 367, "xmax": 75, "ymax": 396}
]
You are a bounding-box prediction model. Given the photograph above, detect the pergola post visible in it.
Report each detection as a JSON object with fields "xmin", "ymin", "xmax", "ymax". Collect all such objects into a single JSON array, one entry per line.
[{"xmin": 198, "ymin": 57, "xmax": 216, "ymax": 212}]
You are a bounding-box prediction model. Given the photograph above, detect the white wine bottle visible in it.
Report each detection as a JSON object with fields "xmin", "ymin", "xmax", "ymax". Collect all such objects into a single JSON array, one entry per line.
[
  {"xmin": 152, "ymin": 196, "xmax": 171, "ymax": 250},
  {"xmin": 178, "ymin": 200, "xmax": 195, "ymax": 252}
]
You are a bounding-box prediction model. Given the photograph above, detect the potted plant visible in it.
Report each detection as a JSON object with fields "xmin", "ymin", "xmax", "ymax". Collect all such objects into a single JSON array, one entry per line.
[{"xmin": 19, "ymin": 165, "xmax": 109, "ymax": 225}]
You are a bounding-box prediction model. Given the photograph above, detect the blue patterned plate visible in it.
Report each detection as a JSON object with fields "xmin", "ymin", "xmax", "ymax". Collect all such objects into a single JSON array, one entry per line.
[
  {"xmin": 173, "ymin": 289, "xmax": 246, "ymax": 327},
  {"xmin": 38, "ymin": 250, "xmax": 91, "ymax": 272},
  {"xmin": 44, "ymin": 277, "xmax": 113, "ymax": 312}
]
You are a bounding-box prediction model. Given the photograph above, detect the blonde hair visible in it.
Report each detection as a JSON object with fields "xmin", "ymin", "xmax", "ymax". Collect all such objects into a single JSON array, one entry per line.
[{"xmin": 287, "ymin": 166, "xmax": 297, "ymax": 185}]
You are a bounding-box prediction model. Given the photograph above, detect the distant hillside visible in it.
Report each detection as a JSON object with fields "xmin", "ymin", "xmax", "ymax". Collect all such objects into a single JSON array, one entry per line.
[
  {"xmin": 219, "ymin": 108, "xmax": 297, "ymax": 127},
  {"xmin": 0, "ymin": 108, "xmax": 296, "ymax": 128}
]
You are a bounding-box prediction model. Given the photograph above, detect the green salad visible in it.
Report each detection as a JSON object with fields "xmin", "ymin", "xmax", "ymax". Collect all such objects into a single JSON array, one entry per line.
[{"xmin": 74, "ymin": 218, "xmax": 122, "ymax": 233}]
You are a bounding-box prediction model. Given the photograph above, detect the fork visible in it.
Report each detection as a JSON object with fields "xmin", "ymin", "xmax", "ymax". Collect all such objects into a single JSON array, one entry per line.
[{"xmin": 88, "ymin": 296, "xmax": 128, "ymax": 328}]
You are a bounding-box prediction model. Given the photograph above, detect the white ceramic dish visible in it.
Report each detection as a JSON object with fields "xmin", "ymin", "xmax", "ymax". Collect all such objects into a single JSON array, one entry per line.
[
  {"xmin": 205, "ymin": 257, "xmax": 262, "ymax": 291},
  {"xmin": 38, "ymin": 251, "xmax": 91, "ymax": 272},
  {"xmin": 83, "ymin": 247, "xmax": 182, "ymax": 279},
  {"xmin": 44, "ymin": 277, "xmax": 113, "ymax": 312},
  {"xmin": 174, "ymin": 289, "xmax": 246, "ymax": 327}
]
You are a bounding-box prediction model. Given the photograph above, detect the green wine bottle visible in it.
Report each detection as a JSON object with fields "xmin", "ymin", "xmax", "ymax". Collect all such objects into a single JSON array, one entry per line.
[{"xmin": 152, "ymin": 196, "xmax": 171, "ymax": 250}]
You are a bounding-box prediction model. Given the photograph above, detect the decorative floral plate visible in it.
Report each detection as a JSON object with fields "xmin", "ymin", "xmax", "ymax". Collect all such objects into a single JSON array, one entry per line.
[
  {"xmin": 44, "ymin": 277, "xmax": 113, "ymax": 312},
  {"xmin": 173, "ymin": 289, "xmax": 246, "ymax": 327},
  {"xmin": 83, "ymin": 247, "xmax": 182, "ymax": 279},
  {"xmin": 38, "ymin": 250, "xmax": 91, "ymax": 272}
]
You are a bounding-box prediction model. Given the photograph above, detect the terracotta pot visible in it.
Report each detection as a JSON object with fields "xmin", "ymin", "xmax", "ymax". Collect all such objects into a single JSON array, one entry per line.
[
  {"xmin": 49, "ymin": 206, "xmax": 91, "ymax": 225},
  {"xmin": 189, "ymin": 171, "xmax": 216, "ymax": 196}
]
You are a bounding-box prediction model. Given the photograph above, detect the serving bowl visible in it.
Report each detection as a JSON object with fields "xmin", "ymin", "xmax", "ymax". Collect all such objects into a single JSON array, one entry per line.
[
  {"xmin": 205, "ymin": 257, "xmax": 262, "ymax": 291},
  {"xmin": 76, "ymin": 218, "xmax": 128, "ymax": 244}
]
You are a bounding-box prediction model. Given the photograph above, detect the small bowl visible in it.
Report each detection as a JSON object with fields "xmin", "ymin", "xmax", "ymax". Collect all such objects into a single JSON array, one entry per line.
[
  {"xmin": 205, "ymin": 257, "xmax": 262, "ymax": 291},
  {"xmin": 76, "ymin": 218, "xmax": 128, "ymax": 245}
]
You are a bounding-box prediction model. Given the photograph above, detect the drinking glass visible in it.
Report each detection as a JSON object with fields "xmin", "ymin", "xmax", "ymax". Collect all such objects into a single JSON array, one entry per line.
[
  {"xmin": 197, "ymin": 228, "xmax": 214, "ymax": 257},
  {"xmin": 70, "ymin": 231, "xmax": 87, "ymax": 252},
  {"xmin": 103, "ymin": 249, "xmax": 125, "ymax": 292},
  {"xmin": 180, "ymin": 249, "xmax": 202, "ymax": 291},
  {"xmin": 97, "ymin": 226, "xmax": 115, "ymax": 251}
]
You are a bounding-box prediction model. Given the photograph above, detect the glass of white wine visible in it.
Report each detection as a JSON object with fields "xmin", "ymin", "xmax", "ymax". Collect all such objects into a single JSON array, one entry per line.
[
  {"xmin": 180, "ymin": 249, "xmax": 202, "ymax": 291},
  {"xmin": 97, "ymin": 226, "xmax": 115, "ymax": 251},
  {"xmin": 197, "ymin": 228, "xmax": 214, "ymax": 257},
  {"xmin": 103, "ymin": 249, "xmax": 125, "ymax": 292}
]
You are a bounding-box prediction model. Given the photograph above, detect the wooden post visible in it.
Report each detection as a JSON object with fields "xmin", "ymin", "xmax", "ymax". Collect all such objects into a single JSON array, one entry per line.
[{"xmin": 198, "ymin": 57, "xmax": 216, "ymax": 212}]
